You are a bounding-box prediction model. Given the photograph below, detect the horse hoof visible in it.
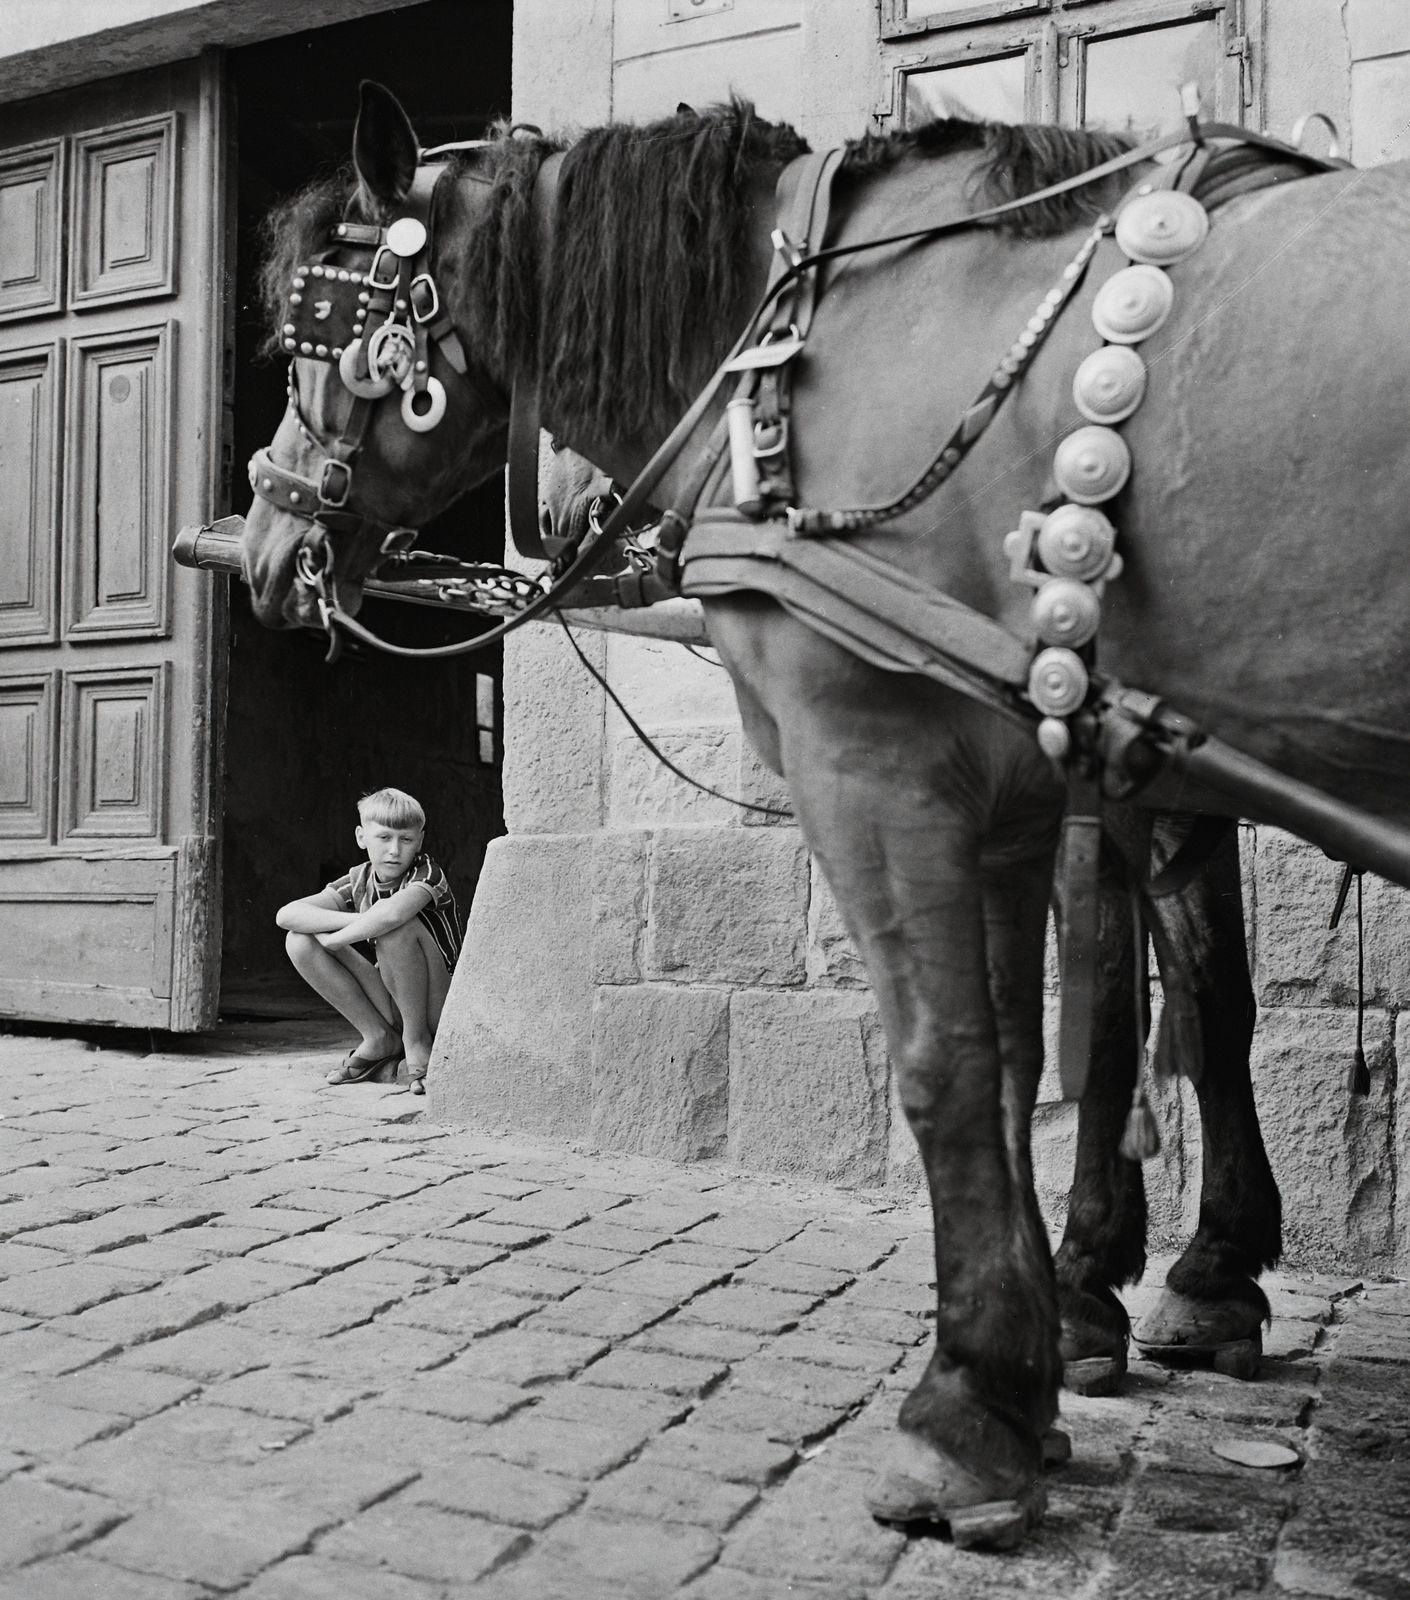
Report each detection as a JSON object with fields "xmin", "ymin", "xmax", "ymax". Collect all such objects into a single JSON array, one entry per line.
[
  {"xmin": 1212, "ymin": 1339, "xmax": 1262, "ymax": 1380},
  {"xmin": 949, "ymin": 1486, "xmax": 1047, "ymax": 1552},
  {"xmin": 1064, "ymin": 1351, "xmax": 1127, "ymax": 1397},
  {"xmin": 866, "ymin": 1431, "xmax": 1035, "ymax": 1529},
  {"xmin": 1042, "ymin": 1426, "xmax": 1072, "ymax": 1467},
  {"xmin": 1133, "ymin": 1292, "xmax": 1267, "ymax": 1356}
]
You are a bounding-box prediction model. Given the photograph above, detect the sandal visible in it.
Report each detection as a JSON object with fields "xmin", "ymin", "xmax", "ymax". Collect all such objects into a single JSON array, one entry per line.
[{"xmin": 326, "ymin": 1048, "xmax": 402, "ymax": 1086}]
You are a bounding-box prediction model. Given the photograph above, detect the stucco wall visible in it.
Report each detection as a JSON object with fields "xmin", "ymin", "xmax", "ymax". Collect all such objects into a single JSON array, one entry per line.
[{"xmin": 431, "ymin": 0, "xmax": 1410, "ymax": 1274}]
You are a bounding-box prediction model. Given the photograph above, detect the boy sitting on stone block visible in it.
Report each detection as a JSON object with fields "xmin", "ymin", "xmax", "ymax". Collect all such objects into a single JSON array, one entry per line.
[{"xmin": 276, "ymin": 787, "xmax": 460, "ymax": 1094}]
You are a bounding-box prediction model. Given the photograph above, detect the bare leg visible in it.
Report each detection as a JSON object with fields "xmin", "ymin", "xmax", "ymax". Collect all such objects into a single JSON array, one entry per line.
[
  {"xmin": 285, "ymin": 931, "xmax": 401, "ymax": 1058},
  {"xmin": 374, "ymin": 918, "xmax": 452, "ymax": 1079}
]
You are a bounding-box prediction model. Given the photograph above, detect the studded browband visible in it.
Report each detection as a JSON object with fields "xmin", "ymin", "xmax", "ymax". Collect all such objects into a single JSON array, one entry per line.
[{"xmin": 248, "ymin": 161, "xmax": 508, "ymax": 537}]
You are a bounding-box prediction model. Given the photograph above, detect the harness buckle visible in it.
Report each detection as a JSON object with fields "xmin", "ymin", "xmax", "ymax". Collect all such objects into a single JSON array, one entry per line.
[
  {"xmin": 410, "ymin": 273, "xmax": 440, "ymax": 325},
  {"xmin": 368, "ymin": 244, "xmax": 400, "ymax": 293},
  {"xmin": 318, "ymin": 458, "xmax": 353, "ymax": 509}
]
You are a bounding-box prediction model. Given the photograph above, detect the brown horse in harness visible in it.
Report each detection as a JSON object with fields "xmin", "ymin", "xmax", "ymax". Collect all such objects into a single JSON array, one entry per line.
[{"xmin": 237, "ymin": 85, "xmax": 1410, "ymax": 1543}]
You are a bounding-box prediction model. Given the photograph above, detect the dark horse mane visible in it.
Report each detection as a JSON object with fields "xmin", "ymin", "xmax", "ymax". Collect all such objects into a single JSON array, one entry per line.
[{"xmin": 260, "ymin": 102, "xmax": 1132, "ymax": 444}]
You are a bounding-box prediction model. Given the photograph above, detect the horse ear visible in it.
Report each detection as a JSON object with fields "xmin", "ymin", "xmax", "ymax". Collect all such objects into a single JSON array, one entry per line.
[{"xmin": 353, "ymin": 81, "xmax": 418, "ymax": 209}]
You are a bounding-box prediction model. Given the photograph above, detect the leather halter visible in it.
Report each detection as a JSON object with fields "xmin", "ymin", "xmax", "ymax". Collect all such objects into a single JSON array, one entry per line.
[{"xmin": 247, "ymin": 160, "xmax": 509, "ymax": 571}]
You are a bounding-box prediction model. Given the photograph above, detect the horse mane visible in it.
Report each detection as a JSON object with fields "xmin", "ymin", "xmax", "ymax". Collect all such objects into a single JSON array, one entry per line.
[{"xmin": 257, "ymin": 104, "xmax": 1132, "ymax": 441}]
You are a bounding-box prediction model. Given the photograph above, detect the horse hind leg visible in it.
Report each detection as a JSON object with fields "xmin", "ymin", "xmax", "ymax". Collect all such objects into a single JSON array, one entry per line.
[
  {"xmin": 1052, "ymin": 805, "xmax": 1152, "ymax": 1396},
  {"xmin": 1134, "ymin": 817, "xmax": 1279, "ymax": 1377}
]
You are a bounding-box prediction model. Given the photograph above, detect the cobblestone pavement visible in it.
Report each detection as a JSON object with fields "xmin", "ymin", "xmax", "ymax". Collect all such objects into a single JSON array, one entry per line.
[{"xmin": 0, "ymin": 1021, "xmax": 1406, "ymax": 1599}]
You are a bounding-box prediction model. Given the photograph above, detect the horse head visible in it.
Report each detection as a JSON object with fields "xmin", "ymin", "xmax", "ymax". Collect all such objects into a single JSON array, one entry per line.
[{"xmin": 241, "ymin": 82, "xmax": 513, "ymax": 631}]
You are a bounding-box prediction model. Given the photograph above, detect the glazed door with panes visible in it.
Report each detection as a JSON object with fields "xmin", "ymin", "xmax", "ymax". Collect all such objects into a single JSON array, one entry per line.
[
  {"xmin": 0, "ymin": 56, "xmax": 231, "ymax": 1029},
  {"xmin": 882, "ymin": 0, "xmax": 1257, "ymax": 140}
]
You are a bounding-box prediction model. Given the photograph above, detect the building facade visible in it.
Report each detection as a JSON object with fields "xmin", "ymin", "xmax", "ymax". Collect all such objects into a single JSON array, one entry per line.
[
  {"xmin": 432, "ymin": 0, "xmax": 1410, "ymax": 1276},
  {"xmin": 1, "ymin": 0, "xmax": 1406, "ymax": 1274}
]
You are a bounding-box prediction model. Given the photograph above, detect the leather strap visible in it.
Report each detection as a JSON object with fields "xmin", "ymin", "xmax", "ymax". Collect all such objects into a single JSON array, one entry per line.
[
  {"xmin": 1057, "ymin": 768, "xmax": 1103, "ymax": 1101},
  {"xmin": 506, "ymin": 155, "xmax": 563, "ymax": 561}
]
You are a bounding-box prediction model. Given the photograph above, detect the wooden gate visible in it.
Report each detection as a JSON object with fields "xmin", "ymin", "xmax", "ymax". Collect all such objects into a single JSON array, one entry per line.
[{"xmin": 0, "ymin": 55, "xmax": 231, "ymax": 1030}]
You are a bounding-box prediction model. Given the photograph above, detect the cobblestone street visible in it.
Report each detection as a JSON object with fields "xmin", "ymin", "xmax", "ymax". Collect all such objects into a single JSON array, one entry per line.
[{"xmin": 0, "ymin": 1022, "xmax": 1406, "ymax": 1599}]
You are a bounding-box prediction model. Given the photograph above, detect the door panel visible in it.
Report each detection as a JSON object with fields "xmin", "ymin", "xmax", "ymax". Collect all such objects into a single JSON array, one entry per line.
[
  {"xmin": 64, "ymin": 322, "xmax": 171, "ymax": 639},
  {"xmin": 0, "ymin": 56, "xmax": 229, "ymax": 1030},
  {"xmin": 0, "ymin": 341, "xmax": 60, "ymax": 643},
  {"xmin": 0, "ymin": 139, "xmax": 64, "ymax": 322},
  {"xmin": 0, "ymin": 671, "xmax": 57, "ymax": 840},
  {"xmin": 70, "ymin": 115, "xmax": 178, "ymax": 308}
]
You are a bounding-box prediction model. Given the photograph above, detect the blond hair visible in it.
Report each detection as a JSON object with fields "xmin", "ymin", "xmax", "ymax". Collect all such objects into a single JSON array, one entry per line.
[{"xmin": 357, "ymin": 787, "xmax": 425, "ymax": 830}]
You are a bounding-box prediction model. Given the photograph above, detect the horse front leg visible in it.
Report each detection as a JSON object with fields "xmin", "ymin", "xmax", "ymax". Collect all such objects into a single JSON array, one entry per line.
[
  {"xmin": 706, "ymin": 597, "xmax": 1060, "ymax": 1542},
  {"xmin": 1134, "ymin": 817, "xmax": 1280, "ymax": 1377}
]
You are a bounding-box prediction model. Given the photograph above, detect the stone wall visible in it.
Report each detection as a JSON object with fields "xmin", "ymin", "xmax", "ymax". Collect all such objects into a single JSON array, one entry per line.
[{"xmin": 430, "ymin": 0, "xmax": 1410, "ymax": 1275}]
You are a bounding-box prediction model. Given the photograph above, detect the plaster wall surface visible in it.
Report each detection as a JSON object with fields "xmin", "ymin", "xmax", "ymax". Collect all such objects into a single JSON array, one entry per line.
[{"xmin": 432, "ymin": 0, "xmax": 1410, "ymax": 1276}]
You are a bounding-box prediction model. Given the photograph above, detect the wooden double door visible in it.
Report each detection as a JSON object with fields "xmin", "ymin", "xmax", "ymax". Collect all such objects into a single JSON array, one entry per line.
[{"xmin": 0, "ymin": 56, "xmax": 232, "ymax": 1029}]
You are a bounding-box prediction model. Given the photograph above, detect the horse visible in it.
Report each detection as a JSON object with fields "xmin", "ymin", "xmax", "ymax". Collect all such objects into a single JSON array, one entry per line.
[{"xmin": 239, "ymin": 84, "xmax": 1410, "ymax": 1541}]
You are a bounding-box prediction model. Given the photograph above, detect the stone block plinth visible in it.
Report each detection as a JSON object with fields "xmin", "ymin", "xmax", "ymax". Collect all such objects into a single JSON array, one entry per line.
[
  {"xmin": 728, "ymin": 989, "xmax": 890, "ymax": 1186},
  {"xmin": 589, "ymin": 984, "xmax": 730, "ymax": 1161}
]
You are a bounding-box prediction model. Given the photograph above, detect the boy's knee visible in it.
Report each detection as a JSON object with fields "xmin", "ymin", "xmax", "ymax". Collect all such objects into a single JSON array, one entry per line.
[{"xmin": 285, "ymin": 930, "xmax": 316, "ymax": 960}]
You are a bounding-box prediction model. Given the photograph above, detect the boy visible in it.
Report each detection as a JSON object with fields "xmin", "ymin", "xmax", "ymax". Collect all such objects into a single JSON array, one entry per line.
[{"xmin": 276, "ymin": 788, "xmax": 460, "ymax": 1094}]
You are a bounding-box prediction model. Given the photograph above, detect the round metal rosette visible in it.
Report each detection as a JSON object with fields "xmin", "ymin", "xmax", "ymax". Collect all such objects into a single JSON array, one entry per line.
[
  {"xmin": 401, "ymin": 376, "xmax": 447, "ymax": 433},
  {"xmin": 1072, "ymin": 344, "xmax": 1147, "ymax": 425},
  {"xmin": 1091, "ymin": 264, "xmax": 1175, "ymax": 345},
  {"xmin": 367, "ymin": 322, "xmax": 417, "ymax": 386},
  {"xmin": 1032, "ymin": 578, "xmax": 1101, "ymax": 649},
  {"xmin": 1037, "ymin": 503, "xmax": 1117, "ymax": 582},
  {"xmin": 1053, "ymin": 426, "xmax": 1131, "ymax": 505},
  {"xmin": 386, "ymin": 216, "xmax": 428, "ymax": 259},
  {"xmin": 1115, "ymin": 190, "xmax": 1209, "ymax": 266},
  {"xmin": 1028, "ymin": 647, "xmax": 1089, "ymax": 718}
]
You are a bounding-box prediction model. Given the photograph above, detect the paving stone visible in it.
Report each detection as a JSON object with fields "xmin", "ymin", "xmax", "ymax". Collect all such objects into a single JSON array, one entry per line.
[
  {"xmin": 683, "ymin": 1211, "xmax": 809, "ymax": 1253},
  {"xmin": 0, "ymin": 1260, "xmax": 158, "ymax": 1318},
  {"xmin": 770, "ymin": 1227, "xmax": 897, "ymax": 1274},
  {"xmin": 208, "ymin": 1204, "xmax": 339, "ymax": 1235},
  {"xmin": 584, "ymin": 1196, "xmax": 720, "ymax": 1235},
  {"xmin": 480, "ymin": 1193, "xmax": 597, "ymax": 1232},
  {"xmin": 1334, "ymin": 1307, "xmax": 1410, "ymax": 1364},
  {"xmin": 534, "ymin": 1287, "xmax": 674, "ymax": 1339},
  {"xmin": 89, "ymin": 1492, "xmax": 338, "ymax": 1589},
  {"xmin": 0, "ymin": 1554, "xmax": 208, "ymax": 1598},
  {"xmin": 314, "ymin": 1502, "xmax": 528, "ymax": 1583},
  {"xmin": 468, "ymin": 1257, "xmax": 588, "ymax": 1301},
  {"xmin": 458, "ymin": 1410, "xmax": 656, "ymax": 1479},
  {"xmin": 0, "ymin": 1476, "xmax": 127, "ymax": 1567},
  {"xmin": 729, "ymin": 1356, "xmax": 882, "ymax": 1411},
  {"xmin": 380, "ymin": 1283, "xmax": 536, "ymax": 1339},
  {"xmin": 836, "ymin": 1274, "xmax": 934, "ymax": 1315},
  {"xmin": 530, "ymin": 1380, "xmax": 688, "ymax": 1433},
  {"xmin": 432, "ymin": 1219, "xmax": 550, "ymax": 1251},
  {"xmin": 329, "ymin": 1198, "xmax": 487, "ymax": 1237},
  {"xmin": 448, "ymin": 1329, "xmax": 609, "ymax": 1387},
  {"xmin": 248, "ymin": 1231, "xmax": 388, "ymax": 1271},
  {"xmin": 49, "ymin": 1282, "xmax": 228, "ymax": 1347},
  {"xmin": 173, "ymin": 1255, "xmax": 321, "ymax": 1307},
  {"xmin": 806, "ymin": 1303, "xmax": 930, "ymax": 1349},
  {"xmin": 0, "ymin": 1240, "xmax": 75, "ymax": 1276},
  {"xmin": 97, "ymin": 1235, "xmax": 220, "ymax": 1275},
  {"xmin": 116, "ymin": 1321, "xmax": 301, "ymax": 1380},
  {"xmin": 642, "ymin": 1423, "xmax": 799, "ymax": 1485},
  {"xmin": 291, "ymin": 1166, "xmax": 431, "ymax": 1200},
  {"xmin": 768, "ymin": 1329, "xmax": 907, "ymax": 1373},
  {"xmin": 676, "ymin": 1283, "xmax": 819, "ymax": 1334},
  {"xmin": 316, "ymin": 1322, "xmax": 464, "ymax": 1375},
  {"xmin": 733, "ymin": 1256, "xmax": 854, "ymax": 1297},
  {"xmin": 233, "ymin": 1281, "xmax": 401, "ymax": 1337},
  {"xmin": 0, "ymin": 1394, "xmax": 129, "ymax": 1454},
  {"xmin": 719, "ymin": 1462, "xmax": 906, "ymax": 1585},
  {"xmin": 12, "ymin": 1205, "xmax": 216, "ymax": 1255},
  {"xmin": 654, "ymin": 1240, "xmax": 759, "ymax": 1271},
  {"xmin": 261, "ymin": 1186, "xmax": 387, "ymax": 1215},
  {"xmin": 0, "ymin": 1328, "xmax": 119, "ymax": 1375},
  {"xmin": 380, "ymin": 1236, "xmax": 507, "ymax": 1275},
  {"xmin": 334, "ymin": 1257, "xmax": 441, "ymax": 1295},
  {"xmin": 373, "ymin": 1371, "xmax": 533, "ymax": 1425},
  {"xmin": 596, "ymin": 1255, "xmax": 733, "ymax": 1304},
  {"xmin": 498, "ymin": 1512, "xmax": 718, "ymax": 1594},
  {"xmin": 202, "ymin": 1369, "xmax": 375, "ymax": 1422},
  {"xmin": 580, "ymin": 1347, "xmax": 728, "ymax": 1398},
  {"xmin": 530, "ymin": 1238, "xmax": 639, "ymax": 1275},
  {"xmin": 409, "ymin": 1452, "xmax": 586, "ymax": 1527},
  {"xmin": 553, "ymin": 1219, "xmax": 674, "ymax": 1255},
  {"xmin": 586, "ymin": 1460, "xmax": 758, "ymax": 1529},
  {"xmin": 19, "ymin": 1364, "xmax": 197, "ymax": 1419},
  {"xmin": 690, "ymin": 1386, "xmax": 851, "ymax": 1446},
  {"xmin": 238, "ymin": 1553, "xmax": 452, "ymax": 1599},
  {"xmin": 632, "ymin": 1318, "xmax": 765, "ymax": 1364}
]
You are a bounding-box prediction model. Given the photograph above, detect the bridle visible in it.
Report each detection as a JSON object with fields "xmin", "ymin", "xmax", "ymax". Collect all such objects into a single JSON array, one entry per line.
[{"xmin": 247, "ymin": 150, "xmax": 515, "ymax": 652}]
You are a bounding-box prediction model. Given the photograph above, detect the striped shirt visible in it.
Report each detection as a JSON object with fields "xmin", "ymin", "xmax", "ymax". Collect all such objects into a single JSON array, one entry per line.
[{"xmin": 326, "ymin": 852, "xmax": 461, "ymax": 972}]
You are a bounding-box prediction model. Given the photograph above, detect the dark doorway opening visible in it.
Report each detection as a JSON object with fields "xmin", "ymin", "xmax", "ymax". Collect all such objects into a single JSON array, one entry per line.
[{"xmin": 222, "ymin": 1, "xmax": 512, "ymax": 1017}]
